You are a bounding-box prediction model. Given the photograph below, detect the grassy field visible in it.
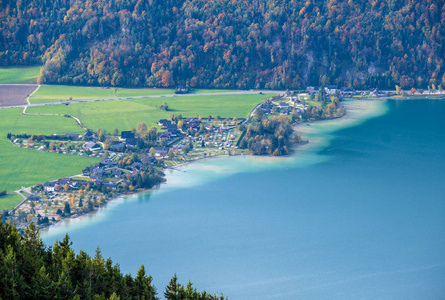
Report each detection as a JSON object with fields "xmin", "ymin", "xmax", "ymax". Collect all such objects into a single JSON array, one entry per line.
[
  {"xmin": 0, "ymin": 108, "xmax": 99, "ymax": 196},
  {"xmin": 29, "ymin": 85, "xmax": 241, "ymax": 104},
  {"xmin": 0, "ymin": 193, "xmax": 23, "ymax": 210},
  {"xmin": 27, "ymin": 93, "xmax": 275, "ymax": 132},
  {"xmin": 305, "ymin": 100, "xmax": 322, "ymax": 107},
  {"xmin": 190, "ymin": 89, "xmax": 238, "ymax": 94},
  {"xmin": 0, "ymin": 66, "xmax": 41, "ymax": 84},
  {"xmin": 29, "ymin": 86, "xmax": 176, "ymax": 104}
]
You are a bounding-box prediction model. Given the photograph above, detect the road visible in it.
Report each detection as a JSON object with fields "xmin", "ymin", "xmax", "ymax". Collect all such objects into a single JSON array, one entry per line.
[{"xmin": 0, "ymin": 88, "xmax": 285, "ymax": 110}]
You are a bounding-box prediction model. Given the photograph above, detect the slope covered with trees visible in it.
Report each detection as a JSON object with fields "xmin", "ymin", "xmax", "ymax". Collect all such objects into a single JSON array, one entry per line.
[{"xmin": 1, "ymin": 0, "xmax": 444, "ymax": 90}]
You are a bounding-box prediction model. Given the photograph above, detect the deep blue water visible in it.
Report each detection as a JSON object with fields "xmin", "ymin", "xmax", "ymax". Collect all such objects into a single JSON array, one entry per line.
[{"xmin": 42, "ymin": 99, "xmax": 445, "ymax": 299}]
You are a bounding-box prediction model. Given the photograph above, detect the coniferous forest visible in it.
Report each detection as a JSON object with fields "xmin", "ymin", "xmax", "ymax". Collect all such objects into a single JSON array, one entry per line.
[
  {"xmin": 0, "ymin": 222, "xmax": 225, "ymax": 299},
  {"xmin": 0, "ymin": 0, "xmax": 444, "ymax": 90}
]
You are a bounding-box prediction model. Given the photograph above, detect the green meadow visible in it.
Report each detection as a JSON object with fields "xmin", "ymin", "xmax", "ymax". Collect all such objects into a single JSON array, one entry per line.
[
  {"xmin": 29, "ymin": 85, "xmax": 176, "ymax": 104},
  {"xmin": 29, "ymin": 85, "xmax": 240, "ymax": 104},
  {"xmin": 27, "ymin": 93, "xmax": 274, "ymax": 132},
  {"xmin": 0, "ymin": 193, "xmax": 23, "ymax": 210},
  {"xmin": 0, "ymin": 66, "xmax": 41, "ymax": 84},
  {"xmin": 189, "ymin": 89, "xmax": 238, "ymax": 94},
  {"xmin": 0, "ymin": 108, "xmax": 99, "ymax": 196}
]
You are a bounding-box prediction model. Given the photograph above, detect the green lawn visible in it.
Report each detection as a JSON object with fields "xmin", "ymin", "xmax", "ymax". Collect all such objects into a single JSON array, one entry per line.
[
  {"xmin": 0, "ymin": 193, "xmax": 23, "ymax": 210},
  {"xmin": 27, "ymin": 94, "xmax": 275, "ymax": 132},
  {"xmin": 305, "ymin": 100, "xmax": 322, "ymax": 107},
  {"xmin": 29, "ymin": 85, "xmax": 242, "ymax": 104},
  {"xmin": 0, "ymin": 66, "xmax": 41, "ymax": 84},
  {"xmin": 0, "ymin": 109, "xmax": 100, "ymax": 197}
]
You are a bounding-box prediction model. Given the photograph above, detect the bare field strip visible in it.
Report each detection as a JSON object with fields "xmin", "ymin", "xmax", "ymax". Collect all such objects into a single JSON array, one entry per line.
[{"xmin": 0, "ymin": 85, "xmax": 37, "ymax": 106}]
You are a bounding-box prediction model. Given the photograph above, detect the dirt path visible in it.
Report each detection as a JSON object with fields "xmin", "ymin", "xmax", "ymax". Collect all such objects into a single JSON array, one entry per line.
[{"xmin": 22, "ymin": 88, "xmax": 87, "ymax": 131}]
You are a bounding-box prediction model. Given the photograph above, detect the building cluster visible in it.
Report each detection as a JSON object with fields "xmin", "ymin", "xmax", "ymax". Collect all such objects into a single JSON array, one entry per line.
[{"xmin": 305, "ymin": 86, "xmax": 390, "ymax": 98}]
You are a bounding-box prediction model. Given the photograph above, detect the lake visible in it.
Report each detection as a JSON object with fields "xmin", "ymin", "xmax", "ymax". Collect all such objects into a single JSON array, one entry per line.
[{"xmin": 42, "ymin": 98, "xmax": 445, "ymax": 299}]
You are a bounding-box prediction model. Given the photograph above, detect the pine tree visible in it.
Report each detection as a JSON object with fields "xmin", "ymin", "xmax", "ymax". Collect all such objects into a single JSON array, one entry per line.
[
  {"xmin": 164, "ymin": 274, "xmax": 182, "ymax": 300},
  {"xmin": 63, "ymin": 202, "xmax": 71, "ymax": 214}
]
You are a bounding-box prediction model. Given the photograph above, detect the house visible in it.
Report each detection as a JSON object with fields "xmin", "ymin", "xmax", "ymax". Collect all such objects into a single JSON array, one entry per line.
[
  {"xmin": 154, "ymin": 147, "xmax": 169, "ymax": 157},
  {"xmin": 82, "ymin": 141, "xmax": 101, "ymax": 151},
  {"xmin": 109, "ymin": 143, "xmax": 125, "ymax": 151},
  {"xmin": 105, "ymin": 182, "xmax": 117, "ymax": 190},
  {"xmin": 100, "ymin": 159, "xmax": 112, "ymax": 165},
  {"xmin": 57, "ymin": 178, "xmax": 72, "ymax": 185},
  {"xmin": 121, "ymin": 131, "xmax": 135, "ymax": 140},
  {"xmin": 27, "ymin": 195, "xmax": 42, "ymax": 202},
  {"xmin": 158, "ymin": 119, "xmax": 171, "ymax": 128},
  {"xmin": 187, "ymin": 120, "xmax": 201, "ymax": 131},
  {"xmin": 261, "ymin": 103, "xmax": 273, "ymax": 114},
  {"xmin": 125, "ymin": 138, "xmax": 139, "ymax": 148},
  {"xmin": 291, "ymin": 97, "xmax": 302, "ymax": 105},
  {"xmin": 87, "ymin": 164, "xmax": 98, "ymax": 171},
  {"xmin": 44, "ymin": 181, "xmax": 57, "ymax": 192},
  {"xmin": 100, "ymin": 159, "xmax": 117, "ymax": 168},
  {"xmin": 141, "ymin": 155, "xmax": 157, "ymax": 165},
  {"xmin": 325, "ymin": 85, "xmax": 338, "ymax": 94},
  {"xmin": 175, "ymin": 85, "xmax": 188, "ymax": 94},
  {"xmin": 280, "ymin": 107, "xmax": 290, "ymax": 115},
  {"xmin": 166, "ymin": 124, "xmax": 179, "ymax": 135},
  {"xmin": 340, "ymin": 87, "xmax": 355, "ymax": 97},
  {"xmin": 306, "ymin": 86, "xmax": 316, "ymax": 92},
  {"xmin": 278, "ymin": 102, "xmax": 289, "ymax": 108},
  {"xmin": 83, "ymin": 131, "xmax": 94, "ymax": 138},
  {"xmin": 158, "ymin": 131, "xmax": 172, "ymax": 141},
  {"xmin": 69, "ymin": 181, "xmax": 80, "ymax": 189},
  {"xmin": 91, "ymin": 167, "xmax": 105, "ymax": 177},
  {"xmin": 111, "ymin": 169, "xmax": 125, "ymax": 177},
  {"xmin": 89, "ymin": 178, "xmax": 104, "ymax": 186},
  {"xmin": 90, "ymin": 175, "xmax": 100, "ymax": 182}
]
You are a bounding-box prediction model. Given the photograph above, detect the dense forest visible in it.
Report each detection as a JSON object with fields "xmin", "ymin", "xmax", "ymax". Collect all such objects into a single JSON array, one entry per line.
[
  {"xmin": 0, "ymin": 0, "xmax": 444, "ymax": 89},
  {"xmin": 0, "ymin": 222, "xmax": 226, "ymax": 299}
]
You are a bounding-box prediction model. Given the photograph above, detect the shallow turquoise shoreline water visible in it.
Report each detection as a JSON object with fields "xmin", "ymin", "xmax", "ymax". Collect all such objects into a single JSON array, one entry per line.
[{"xmin": 42, "ymin": 99, "xmax": 445, "ymax": 299}]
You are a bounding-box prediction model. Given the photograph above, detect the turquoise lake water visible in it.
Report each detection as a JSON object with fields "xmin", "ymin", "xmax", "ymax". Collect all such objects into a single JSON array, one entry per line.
[{"xmin": 42, "ymin": 99, "xmax": 445, "ymax": 299}]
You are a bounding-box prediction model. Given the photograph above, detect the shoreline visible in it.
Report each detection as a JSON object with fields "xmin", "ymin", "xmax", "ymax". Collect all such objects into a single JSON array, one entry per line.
[
  {"xmin": 37, "ymin": 189, "xmax": 153, "ymax": 232},
  {"xmin": 38, "ymin": 138, "xmax": 311, "ymax": 232},
  {"xmin": 21, "ymin": 95, "xmax": 444, "ymax": 232},
  {"xmin": 344, "ymin": 93, "xmax": 445, "ymax": 101}
]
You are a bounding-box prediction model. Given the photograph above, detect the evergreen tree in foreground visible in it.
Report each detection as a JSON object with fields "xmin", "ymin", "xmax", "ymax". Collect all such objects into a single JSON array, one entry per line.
[{"xmin": 0, "ymin": 222, "xmax": 226, "ymax": 299}]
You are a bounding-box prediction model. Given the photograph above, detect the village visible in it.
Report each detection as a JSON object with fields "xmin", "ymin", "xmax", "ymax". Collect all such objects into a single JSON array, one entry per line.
[{"xmin": 2, "ymin": 86, "xmax": 363, "ymax": 229}]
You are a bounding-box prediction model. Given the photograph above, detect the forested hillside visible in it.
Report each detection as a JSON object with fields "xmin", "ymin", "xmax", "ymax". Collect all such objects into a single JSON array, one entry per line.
[{"xmin": 1, "ymin": 0, "xmax": 444, "ymax": 89}]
